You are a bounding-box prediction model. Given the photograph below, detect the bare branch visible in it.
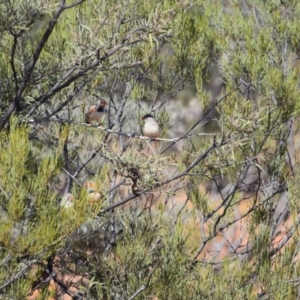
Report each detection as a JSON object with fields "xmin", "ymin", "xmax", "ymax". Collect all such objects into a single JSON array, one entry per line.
[
  {"xmin": 63, "ymin": 0, "xmax": 86, "ymax": 10},
  {"xmin": 0, "ymin": 260, "xmax": 38, "ymax": 291},
  {"xmin": 0, "ymin": 3, "xmax": 66, "ymax": 130},
  {"xmin": 128, "ymin": 285, "xmax": 146, "ymax": 300},
  {"xmin": 100, "ymin": 141, "xmax": 219, "ymax": 214}
]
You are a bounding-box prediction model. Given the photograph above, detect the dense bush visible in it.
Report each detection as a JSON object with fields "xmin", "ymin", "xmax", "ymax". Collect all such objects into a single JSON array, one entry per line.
[{"xmin": 1, "ymin": 0, "xmax": 300, "ymax": 299}]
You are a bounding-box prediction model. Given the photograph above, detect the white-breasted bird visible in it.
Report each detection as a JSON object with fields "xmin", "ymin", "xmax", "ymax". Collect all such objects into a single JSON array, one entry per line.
[
  {"xmin": 60, "ymin": 193, "xmax": 74, "ymax": 208},
  {"xmin": 142, "ymin": 114, "xmax": 160, "ymax": 139},
  {"xmin": 85, "ymin": 99, "xmax": 107, "ymax": 125}
]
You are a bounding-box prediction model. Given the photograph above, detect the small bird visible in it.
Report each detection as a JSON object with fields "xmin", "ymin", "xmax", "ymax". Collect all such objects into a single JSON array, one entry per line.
[
  {"xmin": 84, "ymin": 180, "xmax": 102, "ymax": 205},
  {"xmin": 60, "ymin": 193, "xmax": 74, "ymax": 208},
  {"xmin": 85, "ymin": 99, "xmax": 107, "ymax": 125},
  {"xmin": 142, "ymin": 114, "xmax": 160, "ymax": 139}
]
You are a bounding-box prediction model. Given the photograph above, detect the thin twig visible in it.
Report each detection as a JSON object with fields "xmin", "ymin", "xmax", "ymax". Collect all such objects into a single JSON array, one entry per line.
[
  {"xmin": 30, "ymin": 117, "xmax": 223, "ymax": 142},
  {"xmin": 128, "ymin": 285, "xmax": 146, "ymax": 300},
  {"xmin": 0, "ymin": 1, "xmax": 70, "ymax": 129},
  {"xmin": 0, "ymin": 260, "xmax": 38, "ymax": 291}
]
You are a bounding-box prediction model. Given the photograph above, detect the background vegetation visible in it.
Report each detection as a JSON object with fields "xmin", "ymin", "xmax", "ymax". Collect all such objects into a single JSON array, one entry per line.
[{"xmin": 1, "ymin": 0, "xmax": 300, "ymax": 299}]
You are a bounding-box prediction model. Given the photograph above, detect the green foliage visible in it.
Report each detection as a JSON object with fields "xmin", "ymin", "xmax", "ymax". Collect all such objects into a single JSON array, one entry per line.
[{"xmin": 2, "ymin": 0, "xmax": 300, "ymax": 299}]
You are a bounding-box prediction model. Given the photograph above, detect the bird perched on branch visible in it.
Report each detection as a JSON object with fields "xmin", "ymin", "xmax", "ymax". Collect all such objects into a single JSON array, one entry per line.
[
  {"xmin": 142, "ymin": 114, "xmax": 160, "ymax": 139},
  {"xmin": 62, "ymin": 182, "xmax": 121, "ymax": 255},
  {"xmin": 85, "ymin": 99, "xmax": 107, "ymax": 125}
]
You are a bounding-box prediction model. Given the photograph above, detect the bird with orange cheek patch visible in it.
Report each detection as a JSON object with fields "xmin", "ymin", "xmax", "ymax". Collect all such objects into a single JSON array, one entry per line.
[
  {"xmin": 85, "ymin": 99, "xmax": 107, "ymax": 125},
  {"xmin": 60, "ymin": 193, "xmax": 74, "ymax": 208},
  {"xmin": 84, "ymin": 180, "xmax": 102, "ymax": 206}
]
